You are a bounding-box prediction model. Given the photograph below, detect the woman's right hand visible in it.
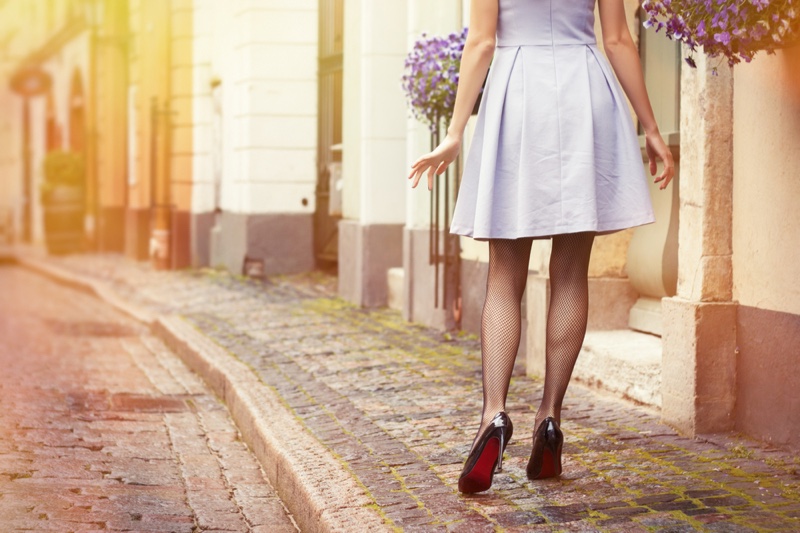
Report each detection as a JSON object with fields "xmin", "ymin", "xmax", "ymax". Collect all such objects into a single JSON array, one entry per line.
[
  {"xmin": 645, "ymin": 130, "xmax": 675, "ymax": 190},
  {"xmin": 408, "ymin": 133, "xmax": 463, "ymax": 191}
]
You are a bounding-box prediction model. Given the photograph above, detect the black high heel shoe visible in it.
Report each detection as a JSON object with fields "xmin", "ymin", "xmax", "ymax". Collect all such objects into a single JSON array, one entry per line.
[
  {"xmin": 458, "ymin": 412, "xmax": 513, "ymax": 493},
  {"xmin": 526, "ymin": 416, "xmax": 563, "ymax": 480}
]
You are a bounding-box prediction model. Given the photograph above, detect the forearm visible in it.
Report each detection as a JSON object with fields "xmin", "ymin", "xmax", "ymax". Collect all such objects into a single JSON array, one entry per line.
[
  {"xmin": 603, "ymin": 39, "xmax": 659, "ymax": 135},
  {"xmin": 446, "ymin": 39, "xmax": 495, "ymax": 139}
]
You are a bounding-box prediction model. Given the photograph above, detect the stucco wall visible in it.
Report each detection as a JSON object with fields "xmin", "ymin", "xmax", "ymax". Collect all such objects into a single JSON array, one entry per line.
[
  {"xmin": 732, "ymin": 44, "xmax": 800, "ymax": 447},
  {"xmin": 342, "ymin": 0, "xmax": 409, "ymax": 225},
  {"xmin": 732, "ymin": 46, "xmax": 800, "ymax": 315},
  {"xmin": 222, "ymin": 0, "xmax": 318, "ymax": 216}
]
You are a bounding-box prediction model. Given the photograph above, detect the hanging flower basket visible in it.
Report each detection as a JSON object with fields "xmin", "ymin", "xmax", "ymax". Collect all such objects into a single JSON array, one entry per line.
[
  {"xmin": 402, "ymin": 27, "xmax": 481, "ymax": 132},
  {"xmin": 642, "ymin": 0, "xmax": 800, "ymax": 73}
]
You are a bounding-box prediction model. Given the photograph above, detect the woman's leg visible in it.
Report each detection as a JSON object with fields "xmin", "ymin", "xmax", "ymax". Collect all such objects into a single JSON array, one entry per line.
[
  {"xmin": 534, "ymin": 231, "xmax": 596, "ymax": 429},
  {"xmin": 473, "ymin": 237, "xmax": 533, "ymax": 448}
]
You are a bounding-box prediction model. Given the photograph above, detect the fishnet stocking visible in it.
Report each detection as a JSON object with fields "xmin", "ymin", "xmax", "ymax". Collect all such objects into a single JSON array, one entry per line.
[
  {"xmin": 472, "ymin": 238, "xmax": 533, "ymax": 451},
  {"xmin": 534, "ymin": 231, "xmax": 595, "ymax": 430},
  {"xmin": 470, "ymin": 232, "xmax": 596, "ymax": 452}
]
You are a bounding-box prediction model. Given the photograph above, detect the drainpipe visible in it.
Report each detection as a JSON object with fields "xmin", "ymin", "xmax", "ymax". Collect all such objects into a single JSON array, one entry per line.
[
  {"xmin": 149, "ymin": 97, "xmax": 171, "ymax": 270},
  {"xmin": 84, "ymin": 0, "xmax": 103, "ymax": 251}
]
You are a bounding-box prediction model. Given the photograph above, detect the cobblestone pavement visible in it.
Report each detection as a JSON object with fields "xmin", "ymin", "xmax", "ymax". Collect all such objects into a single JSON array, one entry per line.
[
  {"xmin": 22, "ymin": 254, "xmax": 800, "ymax": 532},
  {"xmin": 0, "ymin": 265, "xmax": 299, "ymax": 532}
]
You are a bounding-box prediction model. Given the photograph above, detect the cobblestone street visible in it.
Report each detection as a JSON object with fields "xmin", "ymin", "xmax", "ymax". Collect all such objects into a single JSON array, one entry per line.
[
  {"xmin": 0, "ymin": 265, "xmax": 299, "ymax": 532},
  {"xmin": 3, "ymin": 252, "xmax": 800, "ymax": 532}
]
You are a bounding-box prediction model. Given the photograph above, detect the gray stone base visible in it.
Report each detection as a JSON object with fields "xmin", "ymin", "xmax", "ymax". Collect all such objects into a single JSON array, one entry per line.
[
  {"xmin": 170, "ymin": 210, "xmax": 191, "ymax": 270},
  {"xmin": 99, "ymin": 206, "xmax": 125, "ymax": 253},
  {"xmin": 170, "ymin": 210, "xmax": 215, "ymax": 270},
  {"xmin": 211, "ymin": 212, "xmax": 314, "ymax": 276},
  {"xmin": 402, "ymin": 227, "xmax": 457, "ymax": 330},
  {"xmin": 124, "ymin": 207, "xmax": 150, "ymax": 261},
  {"xmin": 190, "ymin": 211, "xmax": 215, "ymax": 268},
  {"xmin": 338, "ymin": 220, "xmax": 403, "ymax": 308}
]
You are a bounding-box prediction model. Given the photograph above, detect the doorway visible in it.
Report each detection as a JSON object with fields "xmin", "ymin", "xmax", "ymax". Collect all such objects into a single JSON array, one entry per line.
[{"xmin": 314, "ymin": 0, "xmax": 344, "ymax": 266}]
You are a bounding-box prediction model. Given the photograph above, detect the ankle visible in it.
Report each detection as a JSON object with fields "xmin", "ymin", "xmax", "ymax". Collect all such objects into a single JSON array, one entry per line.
[
  {"xmin": 534, "ymin": 412, "xmax": 560, "ymax": 428},
  {"xmin": 481, "ymin": 408, "xmax": 506, "ymax": 426}
]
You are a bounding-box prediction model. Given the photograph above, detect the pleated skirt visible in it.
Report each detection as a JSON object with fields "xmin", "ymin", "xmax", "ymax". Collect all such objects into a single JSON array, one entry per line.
[{"xmin": 450, "ymin": 43, "xmax": 656, "ymax": 240}]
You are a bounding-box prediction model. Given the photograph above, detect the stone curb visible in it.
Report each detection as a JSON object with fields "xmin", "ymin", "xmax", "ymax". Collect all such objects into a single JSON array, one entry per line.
[{"xmin": 13, "ymin": 253, "xmax": 389, "ymax": 533}]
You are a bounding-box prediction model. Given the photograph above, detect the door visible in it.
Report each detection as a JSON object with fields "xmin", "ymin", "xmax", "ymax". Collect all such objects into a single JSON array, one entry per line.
[{"xmin": 314, "ymin": 0, "xmax": 344, "ymax": 265}]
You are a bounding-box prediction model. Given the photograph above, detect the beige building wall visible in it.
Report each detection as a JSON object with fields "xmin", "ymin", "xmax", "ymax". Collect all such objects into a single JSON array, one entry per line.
[
  {"xmin": 732, "ymin": 49, "xmax": 800, "ymax": 315},
  {"xmin": 343, "ymin": 0, "xmax": 415, "ymax": 223},
  {"xmin": 0, "ymin": 0, "xmax": 93, "ymax": 246},
  {"xmin": 226, "ymin": 1, "xmax": 318, "ymax": 217},
  {"xmin": 0, "ymin": 1, "xmax": 27, "ymax": 241},
  {"xmin": 126, "ymin": 0, "xmax": 172, "ymax": 259},
  {"xmin": 200, "ymin": 0, "xmax": 319, "ymax": 275},
  {"xmin": 339, "ymin": 0, "xmax": 409, "ymax": 307},
  {"xmin": 96, "ymin": 0, "xmax": 130, "ymax": 251},
  {"xmin": 167, "ymin": 0, "xmax": 195, "ymax": 267},
  {"xmin": 170, "ymin": 0, "xmax": 194, "ymax": 216},
  {"xmin": 731, "ymin": 44, "xmax": 800, "ymax": 447}
]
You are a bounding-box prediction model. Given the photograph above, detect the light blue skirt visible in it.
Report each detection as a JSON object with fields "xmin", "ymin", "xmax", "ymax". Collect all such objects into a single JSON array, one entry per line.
[{"xmin": 450, "ymin": 43, "xmax": 656, "ymax": 240}]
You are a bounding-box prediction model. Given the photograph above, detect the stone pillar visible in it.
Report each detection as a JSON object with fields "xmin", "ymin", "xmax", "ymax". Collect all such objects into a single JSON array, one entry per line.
[
  {"xmin": 661, "ymin": 51, "xmax": 736, "ymax": 435},
  {"xmin": 195, "ymin": 0, "xmax": 319, "ymax": 276},
  {"xmin": 339, "ymin": 0, "xmax": 409, "ymax": 308}
]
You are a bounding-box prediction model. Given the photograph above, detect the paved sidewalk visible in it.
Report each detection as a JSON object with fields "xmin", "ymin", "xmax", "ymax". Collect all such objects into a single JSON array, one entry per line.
[
  {"xmin": 14, "ymin": 251, "xmax": 800, "ymax": 532},
  {"xmin": 0, "ymin": 265, "xmax": 299, "ymax": 532}
]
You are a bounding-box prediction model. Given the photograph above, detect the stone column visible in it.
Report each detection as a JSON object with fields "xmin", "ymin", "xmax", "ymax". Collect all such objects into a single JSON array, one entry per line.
[
  {"xmin": 339, "ymin": 0, "xmax": 408, "ymax": 308},
  {"xmin": 661, "ymin": 51, "xmax": 736, "ymax": 435},
  {"xmin": 208, "ymin": 0, "xmax": 319, "ymax": 276}
]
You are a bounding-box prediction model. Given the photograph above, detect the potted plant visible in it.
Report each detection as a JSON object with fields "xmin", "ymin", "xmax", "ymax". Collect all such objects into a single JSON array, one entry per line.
[
  {"xmin": 40, "ymin": 150, "xmax": 85, "ymax": 254},
  {"xmin": 642, "ymin": 0, "xmax": 800, "ymax": 74}
]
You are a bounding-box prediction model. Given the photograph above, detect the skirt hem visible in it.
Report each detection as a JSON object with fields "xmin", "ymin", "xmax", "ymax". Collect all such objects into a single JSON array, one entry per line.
[{"xmin": 449, "ymin": 213, "xmax": 656, "ymax": 241}]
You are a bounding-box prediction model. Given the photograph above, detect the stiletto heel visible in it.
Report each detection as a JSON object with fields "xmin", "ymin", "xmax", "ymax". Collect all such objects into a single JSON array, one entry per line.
[
  {"xmin": 458, "ymin": 412, "xmax": 513, "ymax": 493},
  {"xmin": 526, "ymin": 416, "xmax": 563, "ymax": 480},
  {"xmin": 497, "ymin": 430, "xmax": 504, "ymax": 472}
]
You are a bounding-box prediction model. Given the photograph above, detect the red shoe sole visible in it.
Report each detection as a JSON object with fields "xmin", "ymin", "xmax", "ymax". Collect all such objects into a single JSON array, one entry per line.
[
  {"xmin": 533, "ymin": 446, "xmax": 562, "ymax": 479},
  {"xmin": 458, "ymin": 437, "xmax": 500, "ymax": 493}
]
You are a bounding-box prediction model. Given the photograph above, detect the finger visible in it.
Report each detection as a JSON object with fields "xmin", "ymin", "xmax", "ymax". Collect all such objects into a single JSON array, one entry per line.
[
  {"xmin": 658, "ymin": 168, "xmax": 670, "ymax": 188},
  {"xmin": 436, "ymin": 160, "xmax": 448, "ymax": 175},
  {"xmin": 664, "ymin": 169, "xmax": 675, "ymax": 188},
  {"xmin": 411, "ymin": 168, "xmax": 423, "ymax": 188},
  {"xmin": 649, "ymin": 158, "xmax": 657, "ymax": 176},
  {"xmin": 427, "ymin": 166, "xmax": 435, "ymax": 191}
]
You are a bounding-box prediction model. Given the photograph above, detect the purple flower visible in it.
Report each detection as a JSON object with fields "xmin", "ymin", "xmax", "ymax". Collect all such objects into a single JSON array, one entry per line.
[
  {"xmin": 642, "ymin": 0, "xmax": 799, "ymax": 68},
  {"xmin": 401, "ymin": 28, "xmax": 474, "ymax": 131},
  {"xmin": 714, "ymin": 31, "xmax": 732, "ymax": 44}
]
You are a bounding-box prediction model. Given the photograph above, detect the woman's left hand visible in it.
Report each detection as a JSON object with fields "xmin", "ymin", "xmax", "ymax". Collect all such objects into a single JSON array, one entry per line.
[{"xmin": 408, "ymin": 134, "xmax": 462, "ymax": 190}]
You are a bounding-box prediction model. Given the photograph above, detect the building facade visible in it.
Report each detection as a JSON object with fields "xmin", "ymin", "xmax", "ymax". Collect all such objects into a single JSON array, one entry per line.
[{"xmin": 1, "ymin": 0, "xmax": 798, "ymax": 448}]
